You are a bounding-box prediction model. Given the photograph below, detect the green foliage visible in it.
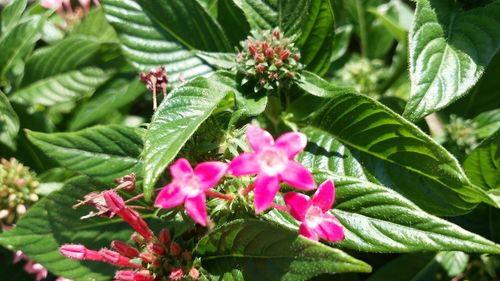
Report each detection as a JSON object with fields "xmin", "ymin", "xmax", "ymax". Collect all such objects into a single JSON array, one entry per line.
[
  {"xmin": 464, "ymin": 130, "xmax": 500, "ymax": 190},
  {"xmin": 0, "ymin": 91, "xmax": 19, "ymax": 150}
]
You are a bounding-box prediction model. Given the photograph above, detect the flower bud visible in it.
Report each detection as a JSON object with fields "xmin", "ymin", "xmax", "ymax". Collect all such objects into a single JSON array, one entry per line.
[
  {"xmin": 265, "ymin": 48, "xmax": 274, "ymax": 60},
  {"xmin": 189, "ymin": 267, "xmax": 200, "ymax": 280},
  {"xmin": 279, "ymin": 49, "xmax": 290, "ymax": 60},
  {"xmin": 103, "ymin": 191, "xmax": 125, "ymax": 213},
  {"xmin": 169, "ymin": 242, "xmax": 181, "ymax": 256},
  {"xmin": 148, "ymin": 242, "xmax": 165, "ymax": 256},
  {"xmin": 99, "ymin": 249, "xmax": 140, "ymax": 268},
  {"xmin": 169, "ymin": 267, "xmax": 184, "ymax": 281},
  {"xmin": 248, "ymin": 42, "xmax": 257, "ymax": 55},
  {"xmin": 111, "ymin": 241, "xmax": 139, "ymax": 258},
  {"xmin": 60, "ymin": 244, "xmax": 101, "ymax": 261},
  {"xmin": 159, "ymin": 229, "xmax": 170, "ymax": 245}
]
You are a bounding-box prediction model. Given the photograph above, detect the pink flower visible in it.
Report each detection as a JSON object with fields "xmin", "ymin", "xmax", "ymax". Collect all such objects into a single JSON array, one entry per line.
[
  {"xmin": 154, "ymin": 158, "xmax": 227, "ymax": 226},
  {"xmin": 228, "ymin": 125, "xmax": 315, "ymax": 213},
  {"xmin": 284, "ymin": 179, "xmax": 344, "ymax": 242},
  {"xmin": 169, "ymin": 267, "xmax": 184, "ymax": 281},
  {"xmin": 60, "ymin": 244, "xmax": 102, "ymax": 261},
  {"xmin": 40, "ymin": 0, "xmax": 63, "ymax": 9},
  {"xmin": 24, "ymin": 261, "xmax": 48, "ymax": 281}
]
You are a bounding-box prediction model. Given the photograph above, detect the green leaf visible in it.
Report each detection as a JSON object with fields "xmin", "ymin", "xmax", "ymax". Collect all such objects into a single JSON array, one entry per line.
[
  {"xmin": 10, "ymin": 36, "xmax": 117, "ymax": 106},
  {"xmin": 27, "ymin": 125, "xmax": 143, "ymax": 184},
  {"xmin": 136, "ymin": 0, "xmax": 231, "ymax": 52},
  {"xmin": 330, "ymin": 25, "xmax": 352, "ymax": 63},
  {"xmin": 464, "ymin": 130, "xmax": 500, "ymax": 190},
  {"xmin": 298, "ymin": 74, "xmax": 498, "ymax": 208},
  {"xmin": 143, "ymin": 74, "xmax": 233, "ymax": 199},
  {"xmin": 404, "ymin": 0, "xmax": 500, "ymax": 121},
  {"xmin": 1, "ymin": 0, "xmax": 27, "ymax": 33},
  {"xmin": 367, "ymin": 254, "xmax": 439, "ymax": 281},
  {"xmin": 0, "ymin": 15, "xmax": 44, "ymax": 79},
  {"xmin": 298, "ymin": 127, "xmax": 476, "ymax": 216},
  {"xmin": 436, "ymin": 251, "xmax": 469, "ymax": 277},
  {"xmin": 368, "ymin": 0, "xmax": 413, "ymax": 43},
  {"xmin": 70, "ymin": 7, "xmax": 118, "ymax": 42},
  {"xmin": 196, "ymin": 219, "xmax": 372, "ymax": 281},
  {"xmin": 101, "ymin": 0, "xmax": 212, "ymax": 83},
  {"xmin": 69, "ymin": 75, "xmax": 145, "ymax": 130},
  {"xmin": 297, "ymin": 71, "xmax": 357, "ymax": 98},
  {"xmin": 196, "ymin": 51, "xmax": 237, "ymax": 69},
  {"xmin": 473, "ymin": 109, "xmax": 500, "ymax": 139},
  {"xmin": 217, "ymin": 0, "xmax": 251, "ymax": 46},
  {"xmin": 0, "ymin": 176, "xmax": 137, "ymax": 280},
  {"xmin": 0, "ymin": 91, "xmax": 19, "ymax": 150}
]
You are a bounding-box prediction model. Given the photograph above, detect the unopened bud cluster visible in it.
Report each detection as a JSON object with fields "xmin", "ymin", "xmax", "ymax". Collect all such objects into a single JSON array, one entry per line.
[
  {"xmin": 0, "ymin": 158, "xmax": 39, "ymax": 225},
  {"xmin": 446, "ymin": 115, "xmax": 478, "ymax": 152},
  {"xmin": 236, "ymin": 28, "xmax": 302, "ymax": 92},
  {"xmin": 60, "ymin": 191, "xmax": 200, "ymax": 281}
]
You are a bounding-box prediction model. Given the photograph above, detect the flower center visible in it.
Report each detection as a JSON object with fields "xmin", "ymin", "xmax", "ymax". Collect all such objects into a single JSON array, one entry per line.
[
  {"xmin": 304, "ymin": 206, "xmax": 323, "ymax": 229},
  {"xmin": 181, "ymin": 174, "xmax": 201, "ymax": 197},
  {"xmin": 258, "ymin": 148, "xmax": 288, "ymax": 175}
]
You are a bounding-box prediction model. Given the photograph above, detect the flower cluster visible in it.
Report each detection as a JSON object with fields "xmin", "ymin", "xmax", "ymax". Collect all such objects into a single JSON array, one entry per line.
[
  {"xmin": 60, "ymin": 191, "xmax": 200, "ymax": 281},
  {"xmin": 41, "ymin": 0, "xmax": 100, "ymax": 25},
  {"xmin": 236, "ymin": 28, "xmax": 302, "ymax": 92},
  {"xmin": 0, "ymin": 158, "xmax": 40, "ymax": 226},
  {"xmin": 155, "ymin": 125, "xmax": 345, "ymax": 242}
]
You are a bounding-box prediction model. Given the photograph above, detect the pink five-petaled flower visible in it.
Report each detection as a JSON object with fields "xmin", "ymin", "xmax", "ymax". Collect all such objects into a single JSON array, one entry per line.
[
  {"xmin": 284, "ymin": 179, "xmax": 344, "ymax": 242},
  {"xmin": 154, "ymin": 158, "xmax": 228, "ymax": 226},
  {"xmin": 228, "ymin": 125, "xmax": 316, "ymax": 213}
]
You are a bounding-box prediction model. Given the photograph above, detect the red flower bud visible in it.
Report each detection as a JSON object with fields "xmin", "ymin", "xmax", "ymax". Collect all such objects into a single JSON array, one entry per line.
[
  {"xmin": 99, "ymin": 249, "xmax": 141, "ymax": 268},
  {"xmin": 112, "ymin": 241, "xmax": 139, "ymax": 258},
  {"xmin": 273, "ymin": 29, "xmax": 281, "ymax": 39},
  {"xmin": 279, "ymin": 49, "xmax": 290, "ymax": 60},
  {"xmin": 248, "ymin": 42, "xmax": 257, "ymax": 55},
  {"xmin": 60, "ymin": 244, "xmax": 101, "ymax": 261},
  {"xmin": 169, "ymin": 267, "xmax": 184, "ymax": 281},
  {"xmin": 255, "ymin": 63, "xmax": 266, "ymax": 74},
  {"xmin": 169, "ymin": 242, "xmax": 182, "ymax": 256},
  {"xmin": 274, "ymin": 59, "xmax": 283, "ymax": 67},
  {"xmin": 159, "ymin": 229, "xmax": 171, "ymax": 245},
  {"xmin": 265, "ymin": 48, "xmax": 274, "ymax": 60},
  {"xmin": 148, "ymin": 243, "xmax": 165, "ymax": 256},
  {"xmin": 269, "ymin": 72, "xmax": 278, "ymax": 81},
  {"xmin": 255, "ymin": 53, "xmax": 264, "ymax": 63},
  {"xmin": 139, "ymin": 252, "xmax": 155, "ymax": 264}
]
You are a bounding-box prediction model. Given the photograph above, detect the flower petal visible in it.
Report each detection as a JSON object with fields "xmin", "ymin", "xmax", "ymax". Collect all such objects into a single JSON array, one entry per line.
[
  {"xmin": 315, "ymin": 213, "xmax": 345, "ymax": 242},
  {"xmin": 194, "ymin": 161, "xmax": 228, "ymax": 190},
  {"xmin": 247, "ymin": 125, "xmax": 274, "ymax": 152},
  {"xmin": 253, "ymin": 173, "xmax": 280, "ymax": 214},
  {"xmin": 275, "ymin": 132, "xmax": 307, "ymax": 159},
  {"xmin": 299, "ymin": 224, "xmax": 318, "ymax": 241},
  {"xmin": 280, "ymin": 161, "xmax": 316, "ymax": 190},
  {"xmin": 312, "ymin": 179, "xmax": 335, "ymax": 212},
  {"xmin": 170, "ymin": 158, "xmax": 193, "ymax": 179},
  {"xmin": 227, "ymin": 153, "xmax": 260, "ymax": 176},
  {"xmin": 154, "ymin": 184, "xmax": 185, "ymax": 209},
  {"xmin": 184, "ymin": 194, "xmax": 207, "ymax": 226},
  {"xmin": 283, "ymin": 192, "xmax": 310, "ymax": 221}
]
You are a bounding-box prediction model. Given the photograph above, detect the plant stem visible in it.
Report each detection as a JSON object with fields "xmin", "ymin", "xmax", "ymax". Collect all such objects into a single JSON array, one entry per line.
[
  {"xmin": 240, "ymin": 184, "xmax": 255, "ymax": 196},
  {"xmin": 356, "ymin": 0, "xmax": 368, "ymax": 58},
  {"xmin": 206, "ymin": 190, "xmax": 234, "ymax": 201},
  {"xmin": 270, "ymin": 203, "xmax": 288, "ymax": 212}
]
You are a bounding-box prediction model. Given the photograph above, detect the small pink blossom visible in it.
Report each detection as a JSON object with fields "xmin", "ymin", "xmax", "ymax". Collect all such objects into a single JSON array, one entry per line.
[
  {"xmin": 169, "ymin": 267, "xmax": 184, "ymax": 281},
  {"xmin": 40, "ymin": 0, "xmax": 63, "ymax": 9},
  {"xmin": 60, "ymin": 244, "xmax": 102, "ymax": 261},
  {"xmin": 284, "ymin": 179, "xmax": 344, "ymax": 242},
  {"xmin": 154, "ymin": 158, "xmax": 227, "ymax": 226},
  {"xmin": 23, "ymin": 261, "xmax": 48, "ymax": 281},
  {"xmin": 228, "ymin": 125, "xmax": 315, "ymax": 213},
  {"xmin": 189, "ymin": 267, "xmax": 200, "ymax": 280}
]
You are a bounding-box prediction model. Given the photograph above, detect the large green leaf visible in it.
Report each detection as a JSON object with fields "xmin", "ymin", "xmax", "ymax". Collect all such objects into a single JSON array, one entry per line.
[
  {"xmin": 143, "ymin": 74, "xmax": 232, "ymax": 200},
  {"xmin": 0, "ymin": 0, "xmax": 27, "ymax": 33},
  {"xmin": 70, "ymin": 7, "xmax": 118, "ymax": 42},
  {"xmin": 464, "ymin": 130, "xmax": 500, "ymax": 190},
  {"xmin": 0, "ymin": 91, "xmax": 19, "ymax": 150},
  {"xmin": 27, "ymin": 125, "xmax": 143, "ymax": 184},
  {"xmin": 196, "ymin": 219, "xmax": 371, "ymax": 281},
  {"xmin": 298, "ymin": 73, "xmax": 498, "ymax": 208},
  {"xmin": 10, "ymin": 36, "xmax": 118, "ymax": 106},
  {"xmin": 101, "ymin": 0, "xmax": 212, "ymax": 83},
  {"xmin": 69, "ymin": 75, "xmax": 145, "ymax": 130},
  {"xmin": 136, "ymin": 0, "xmax": 231, "ymax": 52},
  {"xmin": 366, "ymin": 254, "xmax": 439, "ymax": 281},
  {"xmin": 0, "ymin": 176, "xmax": 136, "ymax": 281},
  {"xmin": 298, "ymin": 127, "xmax": 476, "ymax": 216},
  {"xmin": 217, "ymin": 0, "xmax": 251, "ymax": 46},
  {"xmin": 404, "ymin": 0, "xmax": 500, "ymax": 121},
  {"xmin": 473, "ymin": 109, "xmax": 500, "ymax": 139},
  {"xmin": 267, "ymin": 170, "xmax": 500, "ymax": 254},
  {"xmin": 0, "ymin": 15, "xmax": 44, "ymax": 79}
]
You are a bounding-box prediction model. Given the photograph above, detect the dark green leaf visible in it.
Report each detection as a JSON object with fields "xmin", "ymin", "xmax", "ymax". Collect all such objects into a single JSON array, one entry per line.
[
  {"xmin": 196, "ymin": 51, "xmax": 237, "ymax": 69},
  {"xmin": 69, "ymin": 76, "xmax": 145, "ymax": 130},
  {"xmin": 10, "ymin": 36, "xmax": 118, "ymax": 106},
  {"xmin": 367, "ymin": 254, "xmax": 439, "ymax": 281},
  {"xmin": 1, "ymin": 0, "xmax": 27, "ymax": 33},
  {"xmin": 298, "ymin": 75, "xmax": 499, "ymax": 207},
  {"xmin": 298, "ymin": 71, "xmax": 357, "ymax": 98},
  {"xmin": 330, "ymin": 25, "xmax": 353, "ymax": 63},
  {"xmin": 143, "ymin": 74, "xmax": 233, "ymax": 199},
  {"xmin": 0, "ymin": 15, "xmax": 44, "ymax": 79},
  {"xmin": 464, "ymin": 130, "xmax": 499, "ymax": 190},
  {"xmin": 101, "ymin": 0, "xmax": 213, "ymax": 83},
  {"xmin": 217, "ymin": 0, "xmax": 251, "ymax": 46},
  {"xmin": 404, "ymin": 0, "xmax": 500, "ymax": 121},
  {"xmin": 136, "ymin": 0, "xmax": 231, "ymax": 52},
  {"xmin": 196, "ymin": 219, "xmax": 371, "ymax": 281},
  {"xmin": 27, "ymin": 125, "xmax": 143, "ymax": 184},
  {"xmin": 473, "ymin": 109, "xmax": 500, "ymax": 139},
  {"xmin": 0, "ymin": 91, "xmax": 19, "ymax": 150},
  {"xmin": 70, "ymin": 7, "xmax": 118, "ymax": 42},
  {"xmin": 298, "ymin": 127, "xmax": 476, "ymax": 216},
  {"xmin": 0, "ymin": 176, "xmax": 137, "ymax": 280}
]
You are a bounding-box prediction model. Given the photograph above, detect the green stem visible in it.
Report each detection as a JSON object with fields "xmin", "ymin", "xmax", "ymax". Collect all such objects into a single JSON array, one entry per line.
[{"xmin": 356, "ymin": 0, "xmax": 368, "ymax": 57}]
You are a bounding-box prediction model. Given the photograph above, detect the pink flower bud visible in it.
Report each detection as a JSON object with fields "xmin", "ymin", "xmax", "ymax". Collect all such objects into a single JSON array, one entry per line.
[
  {"xmin": 248, "ymin": 42, "xmax": 257, "ymax": 55},
  {"xmin": 189, "ymin": 268, "xmax": 200, "ymax": 280},
  {"xmin": 159, "ymin": 229, "xmax": 171, "ymax": 245},
  {"xmin": 258, "ymin": 77, "xmax": 266, "ymax": 85},
  {"xmin": 112, "ymin": 241, "xmax": 139, "ymax": 258},
  {"xmin": 280, "ymin": 49, "xmax": 290, "ymax": 60},
  {"xmin": 265, "ymin": 48, "xmax": 274, "ymax": 60},
  {"xmin": 255, "ymin": 54, "xmax": 264, "ymax": 63},
  {"xmin": 261, "ymin": 42, "xmax": 269, "ymax": 52},
  {"xmin": 268, "ymin": 72, "xmax": 278, "ymax": 81},
  {"xmin": 181, "ymin": 250, "xmax": 192, "ymax": 262},
  {"xmin": 293, "ymin": 52, "xmax": 301, "ymax": 61},
  {"xmin": 131, "ymin": 233, "xmax": 144, "ymax": 245},
  {"xmin": 115, "ymin": 270, "xmax": 135, "ymax": 281},
  {"xmin": 120, "ymin": 209, "xmax": 154, "ymax": 242},
  {"xmin": 99, "ymin": 249, "xmax": 141, "ymax": 268},
  {"xmin": 274, "ymin": 59, "xmax": 283, "ymax": 67},
  {"xmin": 60, "ymin": 244, "xmax": 101, "ymax": 261},
  {"xmin": 103, "ymin": 191, "xmax": 125, "ymax": 213},
  {"xmin": 148, "ymin": 243, "xmax": 165, "ymax": 256},
  {"xmin": 273, "ymin": 29, "xmax": 281, "ymax": 39},
  {"xmin": 169, "ymin": 267, "xmax": 184, "ymax": 281},
  {"xmin": 255, "ymin": 63, "xmax": 266, "ymax": 74},
  {"xmin": 139, "ymin": 252, "xmax": 155, "ymax": 264},
  {"xmin": 169, "ymin": 242, "xmax": 181, "ymax": 256}
]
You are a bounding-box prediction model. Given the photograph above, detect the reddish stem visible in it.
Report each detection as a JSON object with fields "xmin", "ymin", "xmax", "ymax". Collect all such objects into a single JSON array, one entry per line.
[
  {"xmin": 240, "ymin": 184, "xmax": 255, "ymax": 196},
  {"xmin": 270, "ymin": 203, "xmax": 288, "ymax": 212},
  {"xmin": 206, "ymin": 190, "xmax": 234, "ymax": 201}
]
